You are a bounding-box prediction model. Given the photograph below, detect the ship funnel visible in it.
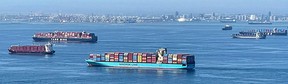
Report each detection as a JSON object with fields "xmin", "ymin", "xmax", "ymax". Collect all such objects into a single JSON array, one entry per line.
[
  {"xmin": 156, "ymin": 48, "xmax": 167, "ymax": 64},
  {"xmin": 256, "ymin": 32, "xmax": 262, "ymax": 38}
]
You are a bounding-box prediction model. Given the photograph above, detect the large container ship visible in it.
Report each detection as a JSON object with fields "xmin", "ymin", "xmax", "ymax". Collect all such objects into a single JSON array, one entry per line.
[
  {"xmin": 86, "ymin": 48, "xmax": 195, "ymax": 69},
  {"xmin": 32, "ymin": 31, "xmax": 97, "ymax": 42},
  {"xmin": 239, "ymin": 28, "xmax": 287, "ymax": 36},
  {"xmin": 8, "ymin": 43, "xmax": 55, "ymax": 54},
  {"xmin": 232, "ymin": 32, "xmax": 266, "ymax": 39}
]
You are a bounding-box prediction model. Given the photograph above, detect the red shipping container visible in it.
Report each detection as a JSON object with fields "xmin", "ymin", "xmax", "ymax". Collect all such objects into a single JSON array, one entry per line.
[
  {"xmin": 177, "ymin": 54, "xmax": 182, "ymax": 59},
  {"xmin": 151, "ymin": 56, "xmax": 157, "ymax": 63},
  {"xmin": 25, "ymin": 46, "xmax": 30, "ymax": 52},
  {"xmin": 142, "ymin": 53, "xmax": 147, "ymax": 63},
  {"xmin": 109, "ymin": 54, "xmax": 114, "ymax": 58},
  {"xmin": 147, "ymin": 56, "xmax": 152, "ymax": 63},
  {"xmin": 151, "ymin": 54, "xmax": 157, "ymax": 63},
  {"xmin": 38, "ymin": 46, "xmax": 45, "ymax": 52},
  {"xmin": 163, "ymin": 56, "xmax": 168, "ymax": 64},
  {"xmin": 89, "ymin": 54, "xmax": 94, "ymax": 58},
  {"xmin": 177, "ymin": 59, "xmax": 182, "ymax": 64},
  {"xmin": 114, "ymin": 53, "xmax": 119, "ymax": 62},
  {"xmin": 109, "ymin": 54, "xmax": 114, "ymax": 61},
  {"xmin": 22, "ymin": 46, "xmax": 27, "ymax": 52},
  {"xmin": 34, "ymin": 46, "xmax": 38, "ymax": 52},
  {"xmin": 109, "ymin": 58, "xmax": 115, "ymax": 62},
  {"xmin": 128, "ymin": 53, "xmax": 133, "ymax": 62},
  {"xmin": 30, "ymin": 46, "xmax": 35, "ymax": 52}
]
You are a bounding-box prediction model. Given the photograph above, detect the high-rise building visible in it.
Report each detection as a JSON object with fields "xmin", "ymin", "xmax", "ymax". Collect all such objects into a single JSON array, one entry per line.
[
  {"xmin": 175, "ymin": 11, "xmax": 179, "ymax": 17},
  {"xmin": 268, "ymin": 11, "xmax": 271, "ymax": 17},
  {"xmin": 268, "ymin": 11, "xmax": 272, "ymax": 21}
]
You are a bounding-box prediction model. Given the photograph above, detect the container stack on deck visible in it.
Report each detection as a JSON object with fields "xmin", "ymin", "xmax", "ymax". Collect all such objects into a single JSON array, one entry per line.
[
  {"xmin": 239, "ymin": 29, "xmax": 287, "ymax": 36},
  {"xmin": 9, "ymin": 45, "xmax": 46, "ymax": 53},
  {"xmin": 89, "ymin": 52, "xmax": 194, "ymax": 64},
  {"xmin": 34, "ymin": 32, "xmax": 93, "ymax": 39}
]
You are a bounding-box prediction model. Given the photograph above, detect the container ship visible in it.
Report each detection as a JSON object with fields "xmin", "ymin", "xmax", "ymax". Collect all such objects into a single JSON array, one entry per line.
[
  {"xmin": 8, "ymin": 43, "xmax": 55, "ymax": 54},
  {"xmin": 32, "ymin": 31, "xmax": 97, "ymax": 42},
  {"xmin": 86, "ymin": 48, "xmax": 195, "ymax": 69},
  {"xmin": 222, "ymin": 25, "xmax": 232, "ymax": 30},
  {"xmin": 248, "ymin": 21, "xmax": 272, "ymax": 24},
  {"xmin": 220, "ymin": 18, "xmax": 236, "ymax": 23},
  {"xmin": 239, "ymin": 28, "xmax": 287, "ymax": 36},
  {"xmin": 232, "ymin": 32, "xmax": 266, "ymax": 39}
]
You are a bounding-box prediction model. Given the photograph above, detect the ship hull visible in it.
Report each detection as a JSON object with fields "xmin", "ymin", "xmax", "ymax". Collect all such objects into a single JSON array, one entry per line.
[
  {"xmin": 248, "ymin": 22, "xmax": 272, "ymax": 25},
  {"xmin": 232, "ymin": 35, "xmax": 266, "ymax": 39},
  {"xmin": 86, "ymin": 60, "xmax": 195, "ymax": 69},
  {"xmin": 239, "ymin": 32, "xmax": 287, "ymax": 36},
  {"xmin": 222, "ymin": 27, "xmax": 232, "ymax": 30},
  {"xmin": 8, "ymin": 50, "xmax": 55, "ymax": 55},
  {"xmin": 33, "ymin": 37, "xmax": 97, "ymax": 43}
]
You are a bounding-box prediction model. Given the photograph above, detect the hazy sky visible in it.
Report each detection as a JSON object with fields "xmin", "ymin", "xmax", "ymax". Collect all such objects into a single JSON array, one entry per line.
[{"xmin": 0, "ymin": 0, "xmax": 287, "ymax": 15}]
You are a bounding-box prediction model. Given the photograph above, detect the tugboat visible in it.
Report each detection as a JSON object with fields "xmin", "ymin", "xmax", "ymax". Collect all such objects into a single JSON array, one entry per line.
[
  {"xmin": 32, "ymin": 31, "xmax": 97, "ymax": 43},
  {"xmin": 86, "ymin": 48, "xmax": 195, "ymax": 69},
  {"xmin": 222, "ymin": 25, "xmax": 232, "ymax": 30},
  {"xmin": 8, "ymin": 43, "xmax": 55, "ymax": 54},
  {"xmin": 239, "ymin": 28, "xmax": 287, "ymax": 36},
  {"xmin": 232, "ymin": 32, "xmax": 266, "ymax": 39}
]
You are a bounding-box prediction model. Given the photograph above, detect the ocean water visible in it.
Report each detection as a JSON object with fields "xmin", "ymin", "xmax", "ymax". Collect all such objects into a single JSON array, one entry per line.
[{"xmin": 1, "ymin": 22, "xmax": 288, "ymax": 84}]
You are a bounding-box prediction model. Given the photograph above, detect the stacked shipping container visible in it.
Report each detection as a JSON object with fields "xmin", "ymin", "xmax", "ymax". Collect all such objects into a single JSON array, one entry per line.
[
  {"xmin": 9, "ymin": 46, "xmax": 46, "ymax": 53},
  {"xmin": 89, "ymin": 52, "xmax": 193, "ymax": 64},
  {"xmin": 34, "ymin": 31, "xmax": 92, "ymax": 38}
]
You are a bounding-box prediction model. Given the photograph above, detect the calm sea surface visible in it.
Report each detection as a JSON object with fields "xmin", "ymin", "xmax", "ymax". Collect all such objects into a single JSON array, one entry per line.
[{"xmin": 1, "ymin": 22, "xmax": 288, "ymax": 84}]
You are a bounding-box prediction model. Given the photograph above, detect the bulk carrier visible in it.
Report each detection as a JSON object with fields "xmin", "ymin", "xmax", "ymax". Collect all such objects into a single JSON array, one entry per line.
[
  {"xmin": 8, "ymin": 43, "xmax": 55, "ymax": 54},
  {"xmin": 86, "ymin": 48, "xmax": 195, "ymax": 69},
  {"xmin": 32, "ymin": 31, "xmax": 97, "ymax": 42}
]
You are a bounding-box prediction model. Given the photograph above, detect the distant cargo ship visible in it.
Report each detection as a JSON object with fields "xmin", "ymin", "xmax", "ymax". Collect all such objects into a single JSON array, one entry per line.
[
  {"xmin": 232, "ymin": 32, "xmax": 266, "ymax": 39},
  {"xmin": 220, "ymin": 18, "xmax": 236, "ymax": 23},
  {"xmin": 239, "ymin": 28, "xmax": 287, "ymax": 36},
  {"xmin": 86, "ymin": 48, "xmax": 195, "ymax": 69},
  {"xmin": 8, "ymin": 43, "xmax": 55, "ymax": 54},
  {"xmin": 248, "ymin": 21, "xmax": 272, "ymax": 24},
  {"xmin": 222, "ymin": 25, "xmax": 232, "ymax": 30},
  {"xmin": 32, "ymin": 31, "xmax": 97, "ymax": 42}
]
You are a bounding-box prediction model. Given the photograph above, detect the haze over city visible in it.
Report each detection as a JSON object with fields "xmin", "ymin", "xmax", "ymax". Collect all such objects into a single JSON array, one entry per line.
[{"xmin": 0, "ymin": 0, "xmax": 287, "ymax": 15}]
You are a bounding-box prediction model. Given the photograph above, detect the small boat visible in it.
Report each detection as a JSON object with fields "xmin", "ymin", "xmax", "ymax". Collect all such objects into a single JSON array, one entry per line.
[
  {"xmin": 86, "ymin": 48, "xmax": 195, "ymax": 69},
  {"xmin": 222, "ymin": 25, "xmax": 232, "ymax": 30},
  {"xmin": 232, "ymin": 32, "xmax": 266, "ymax": 39},
  {"xmin": 8, "ymin": 43, "xmax": 55, "ymax": 54}
]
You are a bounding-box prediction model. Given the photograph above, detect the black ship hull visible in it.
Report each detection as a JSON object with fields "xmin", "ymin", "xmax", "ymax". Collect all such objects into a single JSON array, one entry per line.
[
  {"xmin": 8, "ymin": 49, "xmax": 55, "ymax": 55},
  {"xmin": 248, "ymin": 22, "xmax": 272, "ymax": 25},
  {"xmin": 239, "ymin": 32, "xmax": 287, "ymax": 36},
  {"xmin": 32, "ymin": 36, "xmax": 97, "ymax": 43},
  {"xmin": 222, "ymin": 27, "xmax": 232, "ymax": 30}
]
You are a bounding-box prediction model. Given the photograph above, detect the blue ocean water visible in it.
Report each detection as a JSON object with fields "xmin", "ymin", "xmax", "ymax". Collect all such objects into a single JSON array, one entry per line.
[{"xmin": 1, "ymin": 22, "xmax": 288, "ymax": 84}]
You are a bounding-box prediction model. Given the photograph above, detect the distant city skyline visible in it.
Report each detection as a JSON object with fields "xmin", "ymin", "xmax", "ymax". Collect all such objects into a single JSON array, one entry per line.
[{"xmin": 0, "ymin": 0, "xmax": 288, "ymax": 15}]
